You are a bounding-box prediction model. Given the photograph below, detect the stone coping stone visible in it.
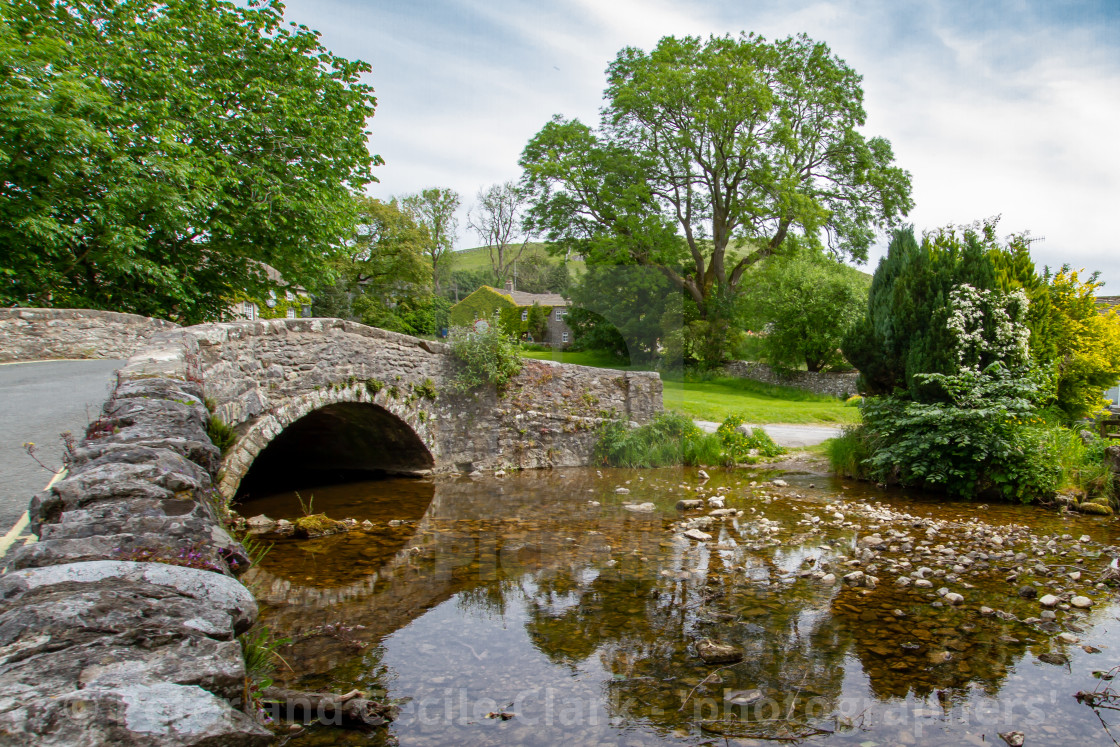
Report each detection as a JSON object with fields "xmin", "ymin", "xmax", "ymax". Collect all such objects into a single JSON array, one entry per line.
[
  {"xmin": 0, "ymin": 561, "xmax": 257, "ymax": 635},
  {"xmin": 113, "ymin": 377, "xmax": 205, "ymax": 405},
  {"xmin": 69, "ymin": 438, "xmax": 221, "ymax": 478},
  {"xmin": 37, "ymin": 498, "xmax": 217, "ymax": 540},
  {"xmin": 2, "ymin": 531, "xmax": 245, "ymax": 578},
  {"xmin": 103, "ymin": 398, "xmax": 211, "ymax": 440},
  {"xmin": 0, "ymin": 682, "xmax": 271, "ymax": 746},
  {"xmin": 0, "ymin": 632, "xmax": 244, "ymax": 705}
]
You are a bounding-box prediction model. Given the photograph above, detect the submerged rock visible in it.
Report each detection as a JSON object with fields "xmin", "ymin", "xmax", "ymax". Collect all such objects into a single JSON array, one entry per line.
[{"xmin": 696, "ymin": 638, "xmax": 742, "ymax": 664}]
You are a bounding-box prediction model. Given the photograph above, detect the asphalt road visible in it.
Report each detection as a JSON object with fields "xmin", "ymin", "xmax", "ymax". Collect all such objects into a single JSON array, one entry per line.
[
  {"xmin": 695, "ymin": 420, "xmax": 842, "ymax": 447},
  {"xmin": 0, "ymin": 359, "xmax": 125, "ymax": 534}
]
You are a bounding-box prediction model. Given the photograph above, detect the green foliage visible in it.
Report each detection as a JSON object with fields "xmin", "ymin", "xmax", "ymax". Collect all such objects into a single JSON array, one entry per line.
[
  {"xmin": 859, "ymin": 364, "xmax": 1061, "ymax": 501},
  {"xmin": 843, "ymin": 222, "xmax": 1015, "ymax": 397},
  {"xmin": 497, "ymin": 303, "xmax": 552, "ymax": 341},
  {"xmin": 715, "ymin": 415, "xmax": 784, "ymax": 463},
  {"xmin": 825, "ymin": 426, "xmax": 873, "ymax": 480},
  {"xmin": 448, "ymin": 325, "xmax": 524, "ymax": 392},
  {"xmin": 205, "ymin": 416, "xmax": 237, "ymax": 456},
  {"xmin": 521, "ymin": 32, "xmax": 912, "ymax": 322},
  {"xmin": 594, "ymin": 412, "xmax": 720, "ymax": 468},
  {"xmin": 744, "ymin": 248, "xmax": 870, "ymax": 372},
  {"xmin": 239, "ymin": 624, "xmax": 290, "ymax": 694},
  {"xmin": 1056, "ymin": 430, "xmax": 1116, "ymax": 505},
  {"xmin": 1028, "ymin": 268, "xmax": 1120, "ymax": 422},
  {"xmin": 594, "ymin": 412, "xmax": 783, "ymax": 468},
  {"xmin": 0, "ymin": 0, "xmax": 377, "ymax": 322},
  {"xmin": 399, "ymin": 187, "xmax": 461, "ymax": 291},
  {"xmin": 319, "ymin": 196, "xmax": 433, "ymax": 333},
  {"xmin": 449, "ymin": 286, "xmax": 517, "ymax": 327}
]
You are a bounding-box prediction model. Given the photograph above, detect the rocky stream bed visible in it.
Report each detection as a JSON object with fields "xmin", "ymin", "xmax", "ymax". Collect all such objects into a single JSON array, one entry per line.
[{"xmin": 236, "ymin": 464, "xmax": 1120, "ymax": 746}]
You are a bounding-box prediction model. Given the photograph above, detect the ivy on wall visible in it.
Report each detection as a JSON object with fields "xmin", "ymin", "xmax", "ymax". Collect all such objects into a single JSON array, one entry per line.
[
  {"xmin": 228, "ymin": 291, "xmax": 313, "ymax": 321},
  {"xmin": 498, "ymin": 304, "xmax": 551, "ymax": 340}
]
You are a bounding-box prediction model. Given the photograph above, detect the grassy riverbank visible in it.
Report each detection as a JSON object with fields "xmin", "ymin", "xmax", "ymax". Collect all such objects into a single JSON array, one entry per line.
[{"xmin": 520, "ymin": 349, "xmax": 858, "ymax": 425}]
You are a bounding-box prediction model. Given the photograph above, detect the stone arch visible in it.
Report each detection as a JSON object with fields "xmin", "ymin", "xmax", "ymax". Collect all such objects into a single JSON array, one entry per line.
[{"xmin": 218, "ymin": 385, "xmax": 437, "ymax": 498}]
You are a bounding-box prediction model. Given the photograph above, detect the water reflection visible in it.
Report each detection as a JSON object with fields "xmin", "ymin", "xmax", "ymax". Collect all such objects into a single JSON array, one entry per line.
[{"xmin": 238, "ymin": 468, "xmax": 1120, "ymax": 746}]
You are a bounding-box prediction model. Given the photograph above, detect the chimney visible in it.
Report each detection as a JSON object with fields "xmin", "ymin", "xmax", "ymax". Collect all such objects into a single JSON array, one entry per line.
[{"xmin": 505, "ymin": 278, "xmax": 514, "ymax": 292}]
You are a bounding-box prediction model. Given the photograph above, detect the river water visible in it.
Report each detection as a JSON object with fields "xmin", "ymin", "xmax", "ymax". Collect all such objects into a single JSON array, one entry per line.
[{"xmin": 239, "ymin": 466, "xmax": 1120, "ymax": 746}]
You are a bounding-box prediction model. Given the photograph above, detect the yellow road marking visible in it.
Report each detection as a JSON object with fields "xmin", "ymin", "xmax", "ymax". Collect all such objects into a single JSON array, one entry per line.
[{"xmin": 0, "ymin": 467, "xmax": 65, "ymax": 561}]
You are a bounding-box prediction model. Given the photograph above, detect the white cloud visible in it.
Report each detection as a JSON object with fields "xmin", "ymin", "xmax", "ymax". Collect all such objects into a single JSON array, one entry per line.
[{"xmin": 283, "ymin": 0, "xmax": 1120, "ymax": 287}]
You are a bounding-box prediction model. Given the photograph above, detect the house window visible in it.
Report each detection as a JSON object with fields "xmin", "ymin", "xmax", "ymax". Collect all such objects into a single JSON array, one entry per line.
[
  {"xmin": 562, "ymin": 331, "xmax": 569, "ymax": 343},
  {"xmin": 285, "ymin": 289, "xmax": 294, "ymax": 301},
  {"xmin": 521, "ymin": 309, "xmax": 528, "ymax": 322},
  {"xmin": 555, "ymin": 308, "xmax": 565, "ymax": 321},
  {"xmin": 241, "ymin": 301, "xmax": 256, "ymax": 320},
  {"xmin": 286, "ymin": 308, "xmax": 297, "ymax": 319}
]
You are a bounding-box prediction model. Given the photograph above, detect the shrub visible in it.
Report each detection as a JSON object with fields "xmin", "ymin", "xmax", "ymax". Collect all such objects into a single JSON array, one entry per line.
[
  {"xmin": 716, "ymin": 415, "xmax": 784, "ymax": 463},
  {"xmin": 594, "ymin": 412, "xmax": 720, "ymax": 467},
  {"xmin": 1057, "ymin": 430, "xmax": 1116, "ymax": 505},
  {"xmin": 826, "ymin": 426, "xmax": 872, "ymax": 479},
  {"xmin": 593, "ymin": 412, "xmax": 781, "ymax": 468},
  {"xmin": 860, "ymin": 365, "xmax": 1061, "ymax": 501},
  {"xmin": 448, "ymin": 325, "xmax": 523, "ymax": 392}
]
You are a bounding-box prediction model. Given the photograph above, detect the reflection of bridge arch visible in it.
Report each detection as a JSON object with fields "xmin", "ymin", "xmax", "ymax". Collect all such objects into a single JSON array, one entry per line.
[{"xmin": 221, "ymin": 387, "xmax": 435, "ymax": 497}]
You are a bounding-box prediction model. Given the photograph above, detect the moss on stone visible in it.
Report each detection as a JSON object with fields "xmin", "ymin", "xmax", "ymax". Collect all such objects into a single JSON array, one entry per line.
[
  {"xmin": 292, "ymin": 513, "xmax": 345, "ymax": 538},
  {"xmin": 1078, "ymin": 502, "xmax": 1114, "ymax": 516}
]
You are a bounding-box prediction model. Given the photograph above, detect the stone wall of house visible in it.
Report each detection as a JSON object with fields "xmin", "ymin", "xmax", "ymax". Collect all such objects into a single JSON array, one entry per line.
[
  {"xmin": 0, "ymin": 329, "xmax": 269, "ymax": 745},
  {"xmin": 193, "ymin": 319, "xmax": 663, "ymax": 496},
  {"xmin": 722, "ymin": 360, "xmax": 860, "ymax": 399},
  {"xmin": 0, "ymin": 307, "xmax": 179, "ymax": 362}
]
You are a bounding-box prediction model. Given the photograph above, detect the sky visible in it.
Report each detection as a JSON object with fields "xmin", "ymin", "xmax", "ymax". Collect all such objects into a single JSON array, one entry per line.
[{"xmin": 282, "ymin": 0, "xmax": 1120, "ymax": 290}]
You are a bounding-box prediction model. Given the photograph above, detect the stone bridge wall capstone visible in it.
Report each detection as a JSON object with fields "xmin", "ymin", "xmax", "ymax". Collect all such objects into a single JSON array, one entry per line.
[{"xmin": 0, "ymin": 308, "xmax": 179, "ymax": 362}]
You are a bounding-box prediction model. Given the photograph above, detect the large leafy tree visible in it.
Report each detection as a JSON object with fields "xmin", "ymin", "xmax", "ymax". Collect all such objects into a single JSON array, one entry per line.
[
  {"xmin": 399, "ymin": 187, "xmax": 460, "ymax": 292},
  {"xmin": 320, "ymin": 196, "xmax": 433, "ymax": 334},
  {"xmin": 0, "ymin": 0, "xmax": 378, "ymax": 322},
  {"xmin": 520, "ymin": 33, "xmax": 912, "ymax": 320}
]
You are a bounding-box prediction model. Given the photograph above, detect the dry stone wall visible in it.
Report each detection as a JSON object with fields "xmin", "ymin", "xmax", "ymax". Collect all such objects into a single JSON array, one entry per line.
[
  {"xmin": 0, "ymin": 308, "xmax": 179, "ymax": 362},
  {"xmin": 722, "ymin": 360, "xmax": 859, "ymax": 399},
  {"xmin": 0, "ymin": 329, "xmax": 269, "ymax": 746}
]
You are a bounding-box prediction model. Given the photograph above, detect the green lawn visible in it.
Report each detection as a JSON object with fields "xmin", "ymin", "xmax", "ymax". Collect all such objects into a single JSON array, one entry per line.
[{"xmin": 520, "ymin": 349, "xmax": 859, "ymax": 425}]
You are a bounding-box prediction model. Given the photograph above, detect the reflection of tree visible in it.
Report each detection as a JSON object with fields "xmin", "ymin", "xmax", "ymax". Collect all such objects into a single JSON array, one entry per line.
[
  {"xmin": 519, "ymin": 535, "xmax": 854, "ymax": 736},
  {"xmin": 824, "ymin": 585, "xmax": 1032, "ymax": 702}
]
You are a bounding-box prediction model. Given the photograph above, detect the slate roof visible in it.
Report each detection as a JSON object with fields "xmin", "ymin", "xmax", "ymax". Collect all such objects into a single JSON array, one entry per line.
[{"xmin": 494, "ymin": 287, "xmax": 568, "ymax": 307}]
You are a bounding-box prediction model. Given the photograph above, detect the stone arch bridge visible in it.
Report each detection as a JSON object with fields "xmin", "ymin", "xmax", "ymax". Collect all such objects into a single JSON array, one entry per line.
[{"xmin": 193, "ymin": 318, "xmax": 662, "ymax": 496}]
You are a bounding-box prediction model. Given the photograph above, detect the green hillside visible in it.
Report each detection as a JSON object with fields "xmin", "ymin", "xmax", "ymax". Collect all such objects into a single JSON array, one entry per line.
[{"xmin": 450, "ymin": 243, "xmax": 585, "ymax": 276}]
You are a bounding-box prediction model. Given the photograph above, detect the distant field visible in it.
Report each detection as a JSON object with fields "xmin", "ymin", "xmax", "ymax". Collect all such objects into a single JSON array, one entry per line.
[{"xmin": 520, "ymin": 349, "xmax": 858, "ymax": 425}]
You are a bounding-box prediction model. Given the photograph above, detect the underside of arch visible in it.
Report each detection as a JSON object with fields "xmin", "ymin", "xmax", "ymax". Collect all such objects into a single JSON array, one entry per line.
[{"xmin": 236, "ymin": 402, "xmax": 434, "ymax": 498}]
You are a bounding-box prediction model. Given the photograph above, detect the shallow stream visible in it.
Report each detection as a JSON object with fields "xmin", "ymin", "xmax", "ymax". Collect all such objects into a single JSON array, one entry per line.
[{"xmin": 239, "ymin": 466, "xmax": 1120, "ymax": 746}]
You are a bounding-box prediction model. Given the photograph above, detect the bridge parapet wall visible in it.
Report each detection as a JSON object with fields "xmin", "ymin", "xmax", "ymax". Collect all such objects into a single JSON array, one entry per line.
[
  {"xmin": 0, "ymin": 307, "xmax": 179, "ymax": 362},
  {"xmin": 0, "ymin": 328, "xmax": 269, "ymax": 745},
  {"xmin": 192, "ymin": 319, "xmax": 663, "ymax": 492}
]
